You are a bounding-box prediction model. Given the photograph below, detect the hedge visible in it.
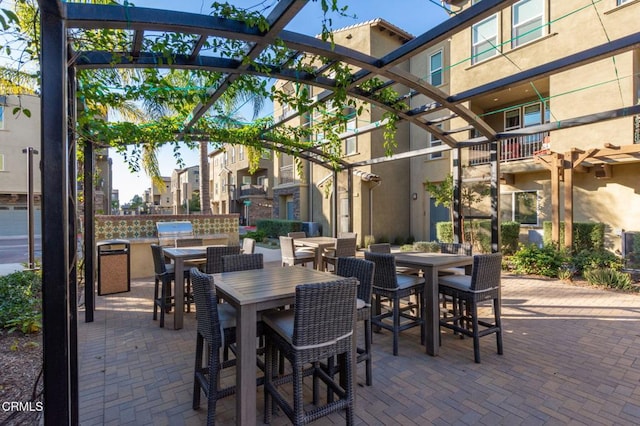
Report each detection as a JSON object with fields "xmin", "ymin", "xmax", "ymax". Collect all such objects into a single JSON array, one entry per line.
[
  {"xmin": 542, "ymin": 221, "xmax": 605, "ymax": 251},
  {"xmin": 436, "ymin": 220, "xmax": 521, "ymax": 254},
  {"xmin": 256, "ymin": 219, "xmax": 303, "ymax": 238}
]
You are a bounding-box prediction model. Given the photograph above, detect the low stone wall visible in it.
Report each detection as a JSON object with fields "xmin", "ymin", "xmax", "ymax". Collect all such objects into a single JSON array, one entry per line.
[{"xmin": 95, "ymin": 214, "xmax": 240, "ymax": 279}]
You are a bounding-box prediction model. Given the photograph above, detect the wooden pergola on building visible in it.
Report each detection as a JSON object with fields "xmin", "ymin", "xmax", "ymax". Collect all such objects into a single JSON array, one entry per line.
[{"xmin": 536, "ymin": 143, "xmax": 640, "ymax": 249}]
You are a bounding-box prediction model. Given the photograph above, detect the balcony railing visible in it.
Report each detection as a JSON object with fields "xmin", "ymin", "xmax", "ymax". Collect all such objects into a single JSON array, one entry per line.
[
  {"xmin": 634, "ymin": 115, "xmax": 640, "ymax": 144},
  {"xmin": 468, "ymin": 131, "xmax": 548, "ymax": 166},
  {"xmin": 279, "ymin": 164, "xmax": 298, "ymax": 185},
  {"xmin": 239, "ymin": 184, "xmax": 267, "ymax": 197}
]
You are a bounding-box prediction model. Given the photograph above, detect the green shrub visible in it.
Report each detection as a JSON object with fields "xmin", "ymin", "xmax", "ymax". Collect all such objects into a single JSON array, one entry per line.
[
  {"xmin": 0, "ymin": 270, "xmax": 42, "ymax": 333},
  {"xmin": 583, "ymin": 268, "xmax": 633, "ymax": 291},
  {"xmin": 393, "ymin": 236, "xmax": 405, "ymax": 246},
  {"xmin": 377, "ymin": 235, "xmax": 389, "ymax": 244},
  {"xmin": 557, "ymin": 267, "xmax": 574, "ymax": 281},
  {"xmin": 543, "ymin": 221, "xmax": 605, "ymax": 251},
  {"xmin": 242, "ymin": 230, "xmax": 267, "ymax": 243},
  {"xmin": 436, "ymin": 222, "xmax": 453, "ymax": 243},
  {"xmin": 412, "ymin": 241, "xmax": 441, "ymax": 253},
  {"xmin": 571, "ymin": 249, "xmax": 623, "ymax": 274},
  {"xmin": 363, "ymin": 235, "xmax": 375, "ymax": 248},
  {"xmin": 256, "ymin": 219, "xmax": 302, "ymax": 238},
  {"xmin": 400, "ymin": 244, "xmax": 414, "ymax": 252},
  {"xmin": 510, "ymin": 244, "xmax": 567, "ymax": 277},
  {"xmin": 435, "ymin": 220, "xmax": 520, "ymax": 254},
  {"xmin": 501, "ymin": 221, "xmax": 521, "ymax": 255},
  {"xmin": 405, "ymin": 235, "xmax": 416, "ymax": 245}
]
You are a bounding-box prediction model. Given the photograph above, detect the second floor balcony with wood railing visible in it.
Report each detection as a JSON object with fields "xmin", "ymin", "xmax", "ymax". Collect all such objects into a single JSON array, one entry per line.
[
  {"xmin": 468, "ymin": 131, "xmax": 549, "ymax": 166},
  {"xmin": 278, "ymin": 164, "xmax": 299, "ymax": 185}
]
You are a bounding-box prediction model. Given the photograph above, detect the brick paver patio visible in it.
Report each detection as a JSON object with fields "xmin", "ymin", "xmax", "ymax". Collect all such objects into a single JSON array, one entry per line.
[{"xmin": 78, "ymin": 251, "xmax": 640, "ymax": 425}]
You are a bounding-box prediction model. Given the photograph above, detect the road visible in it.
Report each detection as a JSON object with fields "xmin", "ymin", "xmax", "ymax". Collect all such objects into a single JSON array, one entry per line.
[{"xmin": 0, "ymin": 236, "xmax": 42, "ymax": 264}]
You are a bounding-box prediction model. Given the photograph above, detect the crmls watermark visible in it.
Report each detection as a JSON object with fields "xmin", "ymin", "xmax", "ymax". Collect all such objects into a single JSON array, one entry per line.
[{"xmin": 2, "ymin": 401, "xmax": 44, "ymax": 412}]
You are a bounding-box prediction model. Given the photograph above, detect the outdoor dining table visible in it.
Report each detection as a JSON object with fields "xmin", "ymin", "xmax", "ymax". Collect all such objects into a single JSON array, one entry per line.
[
  {"xmin": 213, "ymin": 264, "xmax": 355, "ymax": 425},
  {"xmin": 393, "ymin": 252, "xmax": 474, "ymax": 357},
  {"xmin": 162, "ymin": 246, "xmax": 209, "ymax": 330},
  {"xmin": 292, "ymin": 236, "xmax": 337, "ymax": 270}
]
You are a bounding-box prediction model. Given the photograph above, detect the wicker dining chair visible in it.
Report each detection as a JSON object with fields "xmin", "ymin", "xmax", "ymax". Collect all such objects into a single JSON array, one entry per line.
[
  {"xmin": 204, "ymin": 245, "xmax": 241, "ymax": 274},
  {"xmin": 287, "ymin": 231, "xmax": 307, "ymax": 239},
  {"xmin": 364, "ymin": 251, "xmax": 425, "ymax": 356},
  {"xmin": 439, "ymin": 242, "xmax": 473, "ymax": 276},
  {"xmin": 190, "ymin": 268, "xmax": 238, "ymax": 425},
  {"xmin": 263, "ymin": 278, "xmax": 358, "ymax": 426},
  {"xmin": 331, "ymin": 257, "xmax": 375, "ymax": 389},
  {"xmin": 240, "ymin": 237, "xmax": 256, "ymax": 254},
  {"xmin": 368, "ymin": 243, "xmax": 421, "ymax": 276},
  {"xmin": 176, "ymin": 237, "xmax": 206, "ymax": 270},
  {"xmin": 288, "ymin": 231, "xmax": 315, "ymax": 253},
  {"xmin": 438, "ymin": 253, "xmax": 503, "ymax": 363},
  {"xmin": 150, "ymin": 244, "xmax": 192, "ymax": 327},
  {"xmin": 222, "ymin": 253, "xmax": 264, "ymax": 273},
  {"xmin": 279, "ymin": 236, "xmax": 316, "ymax": 268},
  {"xmin": 322, "ymin": 237, "xmax": 357, "ymax": 272}
]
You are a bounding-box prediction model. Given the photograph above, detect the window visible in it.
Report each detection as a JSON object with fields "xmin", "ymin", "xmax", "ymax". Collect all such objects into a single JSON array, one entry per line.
[
  {"xmin": 223, "ymin": 151, "xmax": 228, "ymax": 165},
  {"xmin": 505, "ymin": 108, "xmax": 520, "ymax": 130},
  {"xmin": 0, "ymin": 154, "xmax": 4, "ymax": 171},
  {"xmin": 512, "ymin": 0, "xmax": 545, "ymax": 48},
  {"xmin": 430, "ymin": 124, "xmax": 443, "ymax": 159},
  {"xmin": 617, "ymin": 0, "xmax": 631, "ymax": 5},
  {"xmin": 230, "ymin": 146, "xmax": 235, "ymax": 163},
  {"xmin": 344, "ymin": 118, "xmax": 357, "ymax": 156},
  {"xmin": 239, "ymin": 145, "xmax": 244, "ymax": 161},
  {"xmin": 472, "ymin": 14, "xmax": 499, "ymax": 64},
  {"xmin": 523, "ymin": 103, "xmax": 542, "ymax": 127},
  {"xmin": 429, "ymin": 50, "xmax": 443, "ymax": 86},
  {"xmin": 500, "ymin": 191, "xmax": 538, "ymax": 225},
  {"xmin": 242, "ymin": 176, "xmax": 252, "ymax": 185}
]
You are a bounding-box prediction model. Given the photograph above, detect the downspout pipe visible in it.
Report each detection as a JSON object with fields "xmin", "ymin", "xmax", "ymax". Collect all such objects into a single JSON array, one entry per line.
[{"xmin": 369, "ymin": 180, "xmax": 381, "ymax": 239}]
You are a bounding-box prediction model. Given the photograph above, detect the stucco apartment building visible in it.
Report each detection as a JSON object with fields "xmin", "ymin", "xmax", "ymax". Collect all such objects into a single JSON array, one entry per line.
[
  {"xmin": 441, "ymin": 0, "xmax": 640, "ymax": 252},
  {"xmin": 209, "ymin": 145, "xmax": 274, "ymax": 225},
  {"xmin": 171, "ymin": 165, "xmax": 200, "ymax": 214},
  {"xmin": 0, "ymin": 94, "xmax": 42, "ymax": 236},
  {"xmin": 272, "ymin": 19, "xmax": 450, "ymax": 245},
  {"xmin": 144, "ymin": 176, "xmax": 172, "ymax": 214},
  {"xmin": 213, "ymin": 1, "xmax": 638, "ymax": 251}
]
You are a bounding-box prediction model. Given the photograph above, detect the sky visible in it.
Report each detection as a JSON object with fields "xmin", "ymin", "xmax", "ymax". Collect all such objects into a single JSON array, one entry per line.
[{"xmin": 110, "ymin": 0, "xmax": 454, "ymax": 204}]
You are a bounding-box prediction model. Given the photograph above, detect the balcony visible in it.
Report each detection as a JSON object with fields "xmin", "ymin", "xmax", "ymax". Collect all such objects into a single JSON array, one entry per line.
[
  {"xmin": 469, "ymin": 131, "xmax": 548, "ymax": 166},
  {"xmin": 239, "ymin": 184, "xmax": 267, "ymax": 197},
  {"xmin": 634, "ymin": 115, "xmax": 640, "ymax": 144},
  {"xmin": 278, "ymin": 164, "xmax": 298, "ymax": 185}
]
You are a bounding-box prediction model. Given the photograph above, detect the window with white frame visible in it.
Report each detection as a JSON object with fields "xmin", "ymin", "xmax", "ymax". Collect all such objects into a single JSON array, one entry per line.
[
  {"xmin": 472, "ymin": 14, "xmax": 499, "ymax": 64},
  {"xmin": 344, "ymin": 118, "xmax": 357, "ymax": 156},
  {"xmin": 429, "ymin": 50, "xmax": 443, "ymax": 86},
  {"xmin": 617, "ymin": 0, "xmax": 631, "ymax": 5},
  {"xmin": 429, "ymin": 124, "xmax": 443, "ymax": 159},
  {"xmin": 512, "ymin": 0, "xmax": 545, "ymax": 48},
  {"xmin": 230, "ymin": 146, "xmax": 235, "ymax": 163},
  {"xmin": 239, "ymin": 145, "xmax": 244, "ymax": 161},
  {"xmin": 500, "ymin": 191, "xmax": 538, "ymax": 225}
]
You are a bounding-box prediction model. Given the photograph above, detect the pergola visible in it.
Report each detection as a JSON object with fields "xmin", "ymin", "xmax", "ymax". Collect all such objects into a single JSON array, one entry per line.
[{"xmin": 36, "ymin": 0, "xmax": 640, "ymax": 423}]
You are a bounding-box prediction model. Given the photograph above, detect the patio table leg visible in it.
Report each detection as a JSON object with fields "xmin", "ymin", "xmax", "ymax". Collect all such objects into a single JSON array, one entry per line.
[
  {"xmin": 236, "ymin": 305, "xmax": 257, "ymax": 425},
  {"xmin": 424, "ymin": 266, "xmax": 439, "ymax": 356},
  {"xmin": 174, "ymin": 259, "xmax": 184, "ymax": 330}
]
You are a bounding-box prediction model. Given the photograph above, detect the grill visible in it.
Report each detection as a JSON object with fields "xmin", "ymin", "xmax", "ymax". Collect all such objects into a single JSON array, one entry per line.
[{"xmin": 156, "ymin": 221, "xmax": 195, "ymax": 246}]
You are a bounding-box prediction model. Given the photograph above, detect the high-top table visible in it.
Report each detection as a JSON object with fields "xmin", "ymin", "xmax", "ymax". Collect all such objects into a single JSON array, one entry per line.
[
  {"xmin": 393, "ymin": 252, "xmax": 474, "ymax": 356},
  {"xmin": 214, "ymin": 265, "xmax": 352, "ymax": 425},
  {"xmin": 292, "ymin": 236, "xmax": 337, "ymax": 270},
  {"xmin": 162, "ymin": 246, "xmax": 208, "ymax": 330}
]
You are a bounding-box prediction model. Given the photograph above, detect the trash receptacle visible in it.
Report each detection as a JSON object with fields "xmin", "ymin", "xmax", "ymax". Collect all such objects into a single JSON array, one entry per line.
[{"xmin": 97, "ymin": 239, "xmax": 130, "ymax": 296}]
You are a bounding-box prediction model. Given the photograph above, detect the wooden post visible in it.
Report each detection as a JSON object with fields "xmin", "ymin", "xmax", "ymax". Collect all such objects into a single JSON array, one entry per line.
[
  {"xmin": 563, "ymin": 151, "xmax": 575, "ymax": 251},
  {"xmin": 550, "ymin": 153, "xmax": 563, "ymax": 245}
]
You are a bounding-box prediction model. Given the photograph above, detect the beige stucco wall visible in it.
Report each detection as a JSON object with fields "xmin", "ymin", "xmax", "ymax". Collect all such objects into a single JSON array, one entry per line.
[{"xmin": 0, "ymin": 95, "xmax": 42, "ymax": 195}]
